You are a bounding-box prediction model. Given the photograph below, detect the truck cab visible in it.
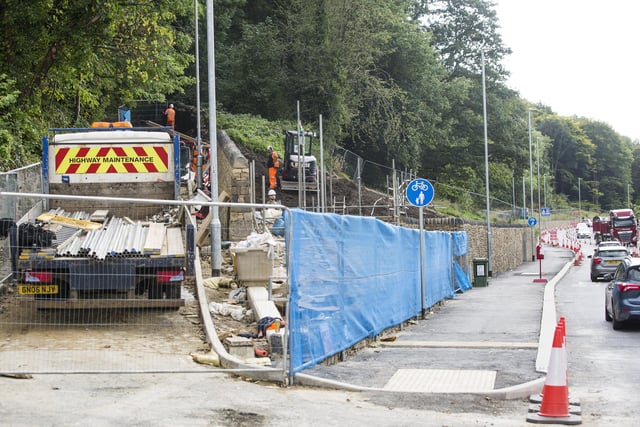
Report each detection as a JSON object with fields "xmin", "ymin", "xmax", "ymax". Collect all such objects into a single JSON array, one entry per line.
[{"xmin": 609, "ymin": 209, "xmax": 637, "ymax": 246}]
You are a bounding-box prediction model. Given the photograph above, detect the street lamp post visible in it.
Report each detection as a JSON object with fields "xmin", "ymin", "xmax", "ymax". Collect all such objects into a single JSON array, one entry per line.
[
  {"xmin": 536, "ymin": 137, "xmax": 542, "ymax": 237},
  {"xmin": 481, "ymin": 51, "xmax": 492, "ymax": 276},
  {"xmin": 628, "ymin": 183, "xmax": 631, "ymax": 208},
  {"xmin": 578, "ymin": 177, "xmax": 582, "ymax": 220},
  {"xmin": 522, "ymin": 175, "xmax": 526, "ymax": 222},
  {"xmin": 528, "ymin": 108, "xmax": 537, "ymax": 261},
  {"xmin": 544, "ymin": 174, "xmax": 547, "ymax": 210}
]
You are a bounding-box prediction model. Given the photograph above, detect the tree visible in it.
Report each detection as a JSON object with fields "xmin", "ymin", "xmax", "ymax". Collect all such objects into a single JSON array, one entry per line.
[
  {"xmin": 424, "ymin": 0, "xmax": 512, "ymax": 81},
  {"xmin": 537, "ymin": 115, "xmax": 595, "ymax": 202},
  {"xmin": 0, "ymin": 0, "xmax": 195, "ymax": 165},
  {"xmin": 579, "ymin": 119, "xmax": 633, "ymax": 210}
]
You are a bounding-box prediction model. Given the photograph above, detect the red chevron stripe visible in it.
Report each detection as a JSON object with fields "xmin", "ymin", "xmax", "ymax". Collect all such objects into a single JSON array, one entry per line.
[
  {"xmin": 76, "ymin": 147, "xmax": 90, "ymax": 157},
  {"xmin": 55, "ymin": 147, "xmax": 69, "ymax": 169},
  {"xmin": 96, "ymin": 147, "xmax": 111, "ymax": 157},
  {"xmin": 133, "ymin": 146, "xmax": 147, "ymax": 156},
  {"xmin": 144, "ymin": 163, "xmax": 158, "ymax": 172},
  {"xmin": 153, "ymin": 146, "xmax": 168, "ymax": 167},
  {"xmin": 123, "ymin": 163, "xmax": 137, "ymax": 173}
]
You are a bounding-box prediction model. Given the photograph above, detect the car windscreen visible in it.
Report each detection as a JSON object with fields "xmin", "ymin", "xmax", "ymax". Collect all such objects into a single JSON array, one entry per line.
[
  {"xmin": 598, "ymin": 250, "xmax": 628, "ymax": 257},
  {"xmin": 613, "ymin": 218, "xmax": 635, "ymax": 227}
]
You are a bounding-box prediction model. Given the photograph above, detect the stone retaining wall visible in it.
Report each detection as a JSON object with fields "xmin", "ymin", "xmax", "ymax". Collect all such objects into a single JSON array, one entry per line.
[
  {"xmin": 424, "ymin": 217, "xmax": 531, "ymax": 276},
  {"xmin": 216, "ymin": 130, "xmax": 253, "ymax": 241}
]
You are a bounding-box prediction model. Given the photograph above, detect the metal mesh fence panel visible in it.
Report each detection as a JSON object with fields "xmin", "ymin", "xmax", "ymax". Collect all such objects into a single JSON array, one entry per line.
[
  {"xmin": 0, "ymin": 190, "xmax": 292, "ymax": 375},
  {"xmin": 0, "ymin": 197, "xmax": 207, "ymax": 373},
  {"xmin": 126, "ymin": 100, "xmax": 167, "ymax": 126}
]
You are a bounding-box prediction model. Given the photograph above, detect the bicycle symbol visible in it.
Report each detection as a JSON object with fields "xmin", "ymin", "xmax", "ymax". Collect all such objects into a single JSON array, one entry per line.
[
  {"xmin": 406, "ymin": 178, "xmax": 434, "ymax": 207},
  {"xmin": 411, "ymin": 181, "xmax": 429, "ymax": 191}
]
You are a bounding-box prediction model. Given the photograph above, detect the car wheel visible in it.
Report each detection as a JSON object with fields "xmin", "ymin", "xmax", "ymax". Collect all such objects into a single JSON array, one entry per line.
[
  {"xmin": 605, "ymin": 304, "xmax": 612, "ymax": 321},
  {"xmin": 591, "ymin": 274, "xmax": 598, "ymax": 282},
  {"xmin": 612, "ymin": 307, "xmax": 624, "ymax": 330}
]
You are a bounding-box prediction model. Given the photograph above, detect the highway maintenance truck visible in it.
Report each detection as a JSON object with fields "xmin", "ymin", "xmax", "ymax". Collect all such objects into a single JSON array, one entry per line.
[
  {"xmin": 9, "ymin": 123, "xmax": 192, "ymax": 309},
  {"xmin": 592, "ymin": 208, "xmax": 638, "ymax": 246}
]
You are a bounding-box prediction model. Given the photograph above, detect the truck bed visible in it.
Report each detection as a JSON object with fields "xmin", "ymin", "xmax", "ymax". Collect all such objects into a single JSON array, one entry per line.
[{"xmin": 15, "ymin": 211, "xmax": 187, "ymax": 309}]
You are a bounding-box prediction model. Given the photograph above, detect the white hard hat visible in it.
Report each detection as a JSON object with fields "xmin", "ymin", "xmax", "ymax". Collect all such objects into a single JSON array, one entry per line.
[
  {"xmin": 267, "ymin": 146, "xmax": 273, "ymax": 151},
  {"xmin": 268, "ymin": 189, "xmax": 276, "ymax": 196},
  {"xmin": 169, "ymin": 104, "xmax": 174, "ymax": 108}
]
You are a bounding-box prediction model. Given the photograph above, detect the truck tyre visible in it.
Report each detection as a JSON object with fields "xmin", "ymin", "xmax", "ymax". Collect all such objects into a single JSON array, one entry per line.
[
  {"xmin": 148, "ymin": 281, "xmax": 163, "ymax": 299},
  {"xmin": 165, "ymin": 283, "xmax": 181, "ymax": 300}
]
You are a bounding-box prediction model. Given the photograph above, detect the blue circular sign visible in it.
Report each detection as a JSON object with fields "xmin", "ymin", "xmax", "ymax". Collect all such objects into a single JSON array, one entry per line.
[
  {"xmin": 406, "ymin": 178, "xmax": 435, "ymax": 207},
  {"xmin": 528, "ymin": 217, "xmax": 537, "ymax": 227}
]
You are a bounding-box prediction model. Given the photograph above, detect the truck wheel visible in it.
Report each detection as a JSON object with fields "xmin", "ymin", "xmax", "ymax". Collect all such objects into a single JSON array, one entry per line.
[
  {"xmin": 165, "ymin": 283, "xmax": 181, "ymax": 300},
  {"xmin": 148, "ymin": 281, "xmax": 163, "ymax": 299}
]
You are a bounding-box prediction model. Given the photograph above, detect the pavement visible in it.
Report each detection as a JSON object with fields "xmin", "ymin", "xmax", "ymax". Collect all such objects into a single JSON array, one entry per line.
[{"xmin": 293, "ymin": 245, "xmax": 577, "ymax": 399}]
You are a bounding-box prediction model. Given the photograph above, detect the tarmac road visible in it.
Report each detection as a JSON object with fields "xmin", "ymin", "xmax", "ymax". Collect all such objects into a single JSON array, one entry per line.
[{"xmin": 0, "ymin": 371, "xmax": 537, "ymax": 427}]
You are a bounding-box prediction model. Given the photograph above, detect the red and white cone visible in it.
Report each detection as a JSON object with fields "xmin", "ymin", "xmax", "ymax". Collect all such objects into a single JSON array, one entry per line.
[{"xmin": 527, "ymin": 322, "xmax": 582, "ymax": 424}]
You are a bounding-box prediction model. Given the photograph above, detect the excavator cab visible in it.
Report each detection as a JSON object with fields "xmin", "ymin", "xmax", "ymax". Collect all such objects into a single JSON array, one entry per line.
[{"xmin": 279, "ymin": 129, "xmax": 318, "ymax": 191}]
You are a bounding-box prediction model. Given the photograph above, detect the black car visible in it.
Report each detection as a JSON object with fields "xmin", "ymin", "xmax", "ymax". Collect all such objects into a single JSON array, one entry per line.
[{"xmin": 605, "ymin": 257, "xmax": 640, "ymax": 330}]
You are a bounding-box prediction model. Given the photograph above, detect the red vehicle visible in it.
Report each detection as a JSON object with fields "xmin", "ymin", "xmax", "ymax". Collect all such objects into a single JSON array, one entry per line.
[{"xmin": 593, "ymin": 209, "xmax": 638, "ymax": 246}]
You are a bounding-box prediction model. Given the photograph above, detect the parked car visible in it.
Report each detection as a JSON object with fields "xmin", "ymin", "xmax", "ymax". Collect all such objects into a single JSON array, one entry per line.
[
  {"xmin": 605, "ymin": 257, "xmax": 640, "ymax": 329},
  {"xmin": 589, "ymin": 245, "xmax": 629, "ymax": 282},
  {"xmin": 576, "ymin": 222, "xmax": 591, "ymax": 239}
]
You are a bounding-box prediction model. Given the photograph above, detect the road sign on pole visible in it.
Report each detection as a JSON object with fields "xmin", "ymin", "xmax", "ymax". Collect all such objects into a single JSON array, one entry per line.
[
  {"xmin": 406, "ymin": 178, "xmax": 435, "ymax": 207},
  {"xmin": 405, "ymin": 178, "xmax": 435, "ymax": 319}
]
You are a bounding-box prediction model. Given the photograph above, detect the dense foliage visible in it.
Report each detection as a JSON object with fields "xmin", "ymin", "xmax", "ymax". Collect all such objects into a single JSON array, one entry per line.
[{"xmin": 1, "ymin": 0, "xmax": 638, "ymax": 214}]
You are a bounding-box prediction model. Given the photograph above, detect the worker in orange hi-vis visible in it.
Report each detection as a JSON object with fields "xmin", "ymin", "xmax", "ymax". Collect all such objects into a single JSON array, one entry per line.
[
  {"xmin": 266, "ymin": 146, "xmax": 280, "ymax": 189},
  {"xmin": 163, "ymin": 104, "xmax": 175, "ymax": 128}
]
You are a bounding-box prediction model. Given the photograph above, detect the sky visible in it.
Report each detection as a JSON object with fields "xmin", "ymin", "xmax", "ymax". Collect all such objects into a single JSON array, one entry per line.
[{"xmin": 494, "ymin": 1, "xmax": 640, "ymax": 141}]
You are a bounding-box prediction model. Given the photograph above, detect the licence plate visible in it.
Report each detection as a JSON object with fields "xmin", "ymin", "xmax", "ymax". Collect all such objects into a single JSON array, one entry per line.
[
  {"xmin": 606, "ymin": 260, "xmax": 620, "ymax": 265},
  {"xmin": 18, "ymin": 285, "xmax": 59, "ymax": 295}
]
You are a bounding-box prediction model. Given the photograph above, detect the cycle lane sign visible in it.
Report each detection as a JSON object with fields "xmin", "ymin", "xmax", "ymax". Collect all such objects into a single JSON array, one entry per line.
[{"xmin": 406, "ymin": 178, "xmax": 435, "ymax": 207}]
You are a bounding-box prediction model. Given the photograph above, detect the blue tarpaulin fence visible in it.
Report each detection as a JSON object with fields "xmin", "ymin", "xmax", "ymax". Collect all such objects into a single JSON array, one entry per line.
[{"xmin": 285, "ymin": 209, "xmax": 471, "ymax": 374}]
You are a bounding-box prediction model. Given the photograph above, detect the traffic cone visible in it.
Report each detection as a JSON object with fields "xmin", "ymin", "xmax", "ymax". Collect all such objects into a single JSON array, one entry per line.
[{"xmin": 527, "ymin": 323, "xmax": 582, "ymax": 425}]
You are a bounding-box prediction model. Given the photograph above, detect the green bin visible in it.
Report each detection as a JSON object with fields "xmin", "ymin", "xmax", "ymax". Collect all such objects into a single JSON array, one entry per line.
[{"xmin": 472, "ymin": 258, "xmax": 489, "ymax": 287}]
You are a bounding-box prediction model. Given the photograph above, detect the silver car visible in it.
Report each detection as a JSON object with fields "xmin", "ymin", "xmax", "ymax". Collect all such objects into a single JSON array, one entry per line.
[{"xmin": 590, "ymin": 245, "xmax": 630, "ymax": 282}]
